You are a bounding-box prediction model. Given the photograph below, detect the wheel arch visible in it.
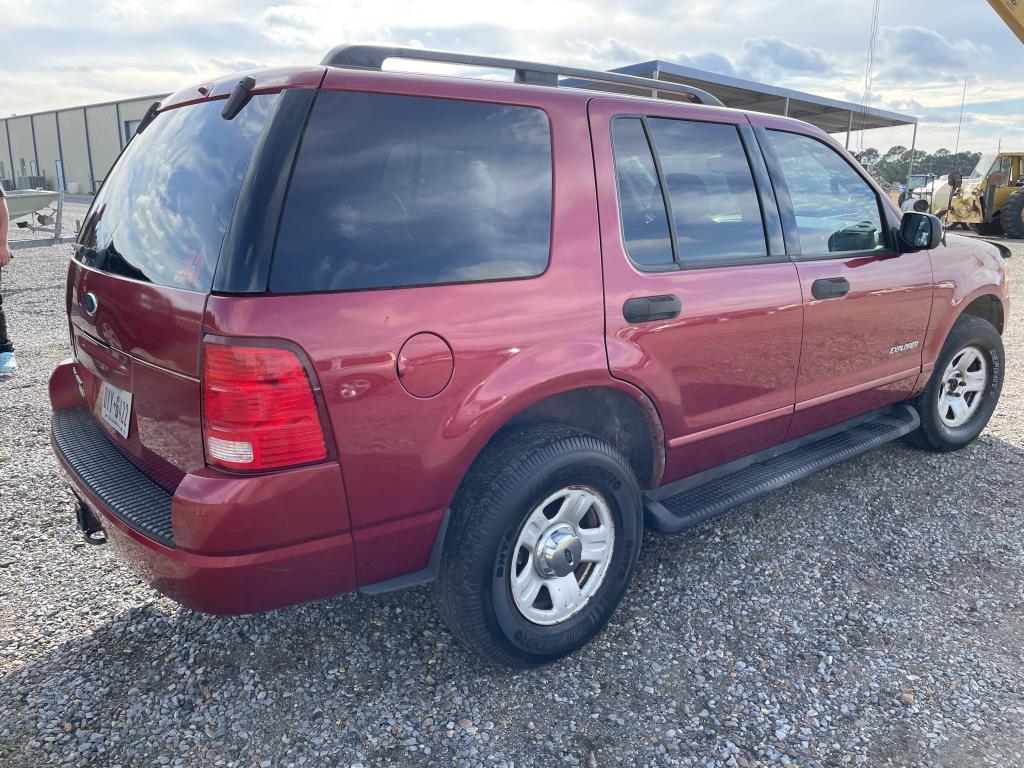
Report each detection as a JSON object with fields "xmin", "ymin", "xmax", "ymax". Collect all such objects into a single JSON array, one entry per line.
[
  {"xmin": 961, "ymin": 292, "xmax": 1005, "ymax": 335},
  {"xmin": 460, "ymin": 382, "xmax": 667, "ymax": 494}
]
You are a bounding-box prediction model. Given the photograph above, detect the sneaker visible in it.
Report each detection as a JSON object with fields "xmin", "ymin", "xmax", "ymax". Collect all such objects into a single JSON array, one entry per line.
[{"xmin": 0, "ymin": 352, "xmax": 16, "ymax": 374}]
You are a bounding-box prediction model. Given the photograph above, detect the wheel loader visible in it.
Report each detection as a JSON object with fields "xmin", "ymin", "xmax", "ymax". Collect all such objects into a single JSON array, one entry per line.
[{"xmin": 943, "ymin": 151, "xmax": 1024, "ymax": 239}]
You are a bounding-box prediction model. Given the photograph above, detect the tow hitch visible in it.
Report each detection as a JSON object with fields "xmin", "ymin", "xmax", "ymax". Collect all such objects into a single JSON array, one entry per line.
[{"xmin": 74, "ymin": 495, "xmax": 107, "ymax": 545}]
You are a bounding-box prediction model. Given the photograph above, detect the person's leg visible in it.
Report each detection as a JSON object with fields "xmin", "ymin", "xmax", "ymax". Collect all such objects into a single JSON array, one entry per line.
[{"xmin": 0, "ymin": 284, "xmax": 13, "ymax": 355}]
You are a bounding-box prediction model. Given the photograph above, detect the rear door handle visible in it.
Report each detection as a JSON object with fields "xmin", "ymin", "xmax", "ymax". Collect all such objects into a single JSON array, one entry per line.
[
  {"xmin": 811, "ymin": 277, "xmax": 851, "ymax": 300},
  {"xmin": 623, "ymin": 294, "xmax": 682, "ymax": 323}
]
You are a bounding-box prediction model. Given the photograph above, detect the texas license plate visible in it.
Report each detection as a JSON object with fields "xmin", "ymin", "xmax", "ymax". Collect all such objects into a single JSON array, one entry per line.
[{"xmin": 99, "ymin": 381, "xmax": 133, "ymax": 439}]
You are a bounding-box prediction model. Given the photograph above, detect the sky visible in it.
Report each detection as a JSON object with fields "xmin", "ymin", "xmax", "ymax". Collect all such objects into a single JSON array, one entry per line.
[{"xmin": 0, "ymin": 0, "xmax": 1021, "ymax": 154}]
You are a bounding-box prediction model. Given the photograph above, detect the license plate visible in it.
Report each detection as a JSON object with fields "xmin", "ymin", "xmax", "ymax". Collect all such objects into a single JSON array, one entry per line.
[{"xmin": 99, "ymin": 381, "xmax": 133, "ymax": 439}]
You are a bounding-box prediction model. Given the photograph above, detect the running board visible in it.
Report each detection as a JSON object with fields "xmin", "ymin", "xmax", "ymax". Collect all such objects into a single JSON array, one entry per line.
[{"xmin": 644, "ymin": 405, "xmax": 920, "ymax": 534}]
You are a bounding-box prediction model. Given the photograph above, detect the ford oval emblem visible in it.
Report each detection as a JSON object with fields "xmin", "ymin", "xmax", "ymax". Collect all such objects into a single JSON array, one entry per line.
[{"xmin": 83, "ymin": 292, "xmax": 99, "ymax": 317}]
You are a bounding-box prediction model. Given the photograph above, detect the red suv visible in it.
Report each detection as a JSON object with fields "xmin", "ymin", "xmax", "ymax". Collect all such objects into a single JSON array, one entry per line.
[{"xmin": 49, "ymin": 46, "xmax": 1009, "ymax": 667}]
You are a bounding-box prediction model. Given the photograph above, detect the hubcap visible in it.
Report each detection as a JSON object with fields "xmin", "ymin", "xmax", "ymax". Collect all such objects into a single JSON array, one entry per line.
[
  {"xmin": 937, "ymin": 345, "xmax": 988, "ymax": 428},
  {"xmin": 510, "ymin": 485, "xmax": 615, "ymax": 626}
]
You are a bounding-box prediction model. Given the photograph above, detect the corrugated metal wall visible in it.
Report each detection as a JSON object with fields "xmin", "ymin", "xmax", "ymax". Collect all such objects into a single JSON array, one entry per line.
[{"xmin": 0, "ymin": 94, "xmax": 168, "ymax": 194}]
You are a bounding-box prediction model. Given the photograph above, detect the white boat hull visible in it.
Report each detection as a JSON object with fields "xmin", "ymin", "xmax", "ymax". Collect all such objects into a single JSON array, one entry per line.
[{"xmin": 5, "ymin": 189, "xmax": 60, "ymax": 219}]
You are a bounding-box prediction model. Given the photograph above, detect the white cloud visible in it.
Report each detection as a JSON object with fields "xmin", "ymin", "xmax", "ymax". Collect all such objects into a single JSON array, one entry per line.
[{"xmin": 0, "ymin": 0, "xmax": 1021, "ymax": 152}]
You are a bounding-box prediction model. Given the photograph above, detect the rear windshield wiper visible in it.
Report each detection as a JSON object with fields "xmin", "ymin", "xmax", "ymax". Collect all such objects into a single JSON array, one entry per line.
[
  {"xmin": 221, "ymin": 76, "xmax": 257, "ymax": 121},
  {"xmin": 134, "ymin": 101, "xmax": 161, "ymax": 137}
]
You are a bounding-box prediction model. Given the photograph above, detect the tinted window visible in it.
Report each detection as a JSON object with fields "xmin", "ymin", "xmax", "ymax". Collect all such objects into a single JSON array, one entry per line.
[
  {"xmin": 611, "ymin": 118, "xmax": 674, "ymax": 268},
  {"xmin": 271, "ymin": 92, "xmax": 552, "ymax": 293},
  {"xmin": 647, "ymin": 119, "xmax": 767, "ymax": 263},
  {"xmin": 76, "ymin": 96, "xmax": 276, "ymax": 291},
  {"xmin": 767, "ymin": 130, "xmax": 887, "ymax": 255}
]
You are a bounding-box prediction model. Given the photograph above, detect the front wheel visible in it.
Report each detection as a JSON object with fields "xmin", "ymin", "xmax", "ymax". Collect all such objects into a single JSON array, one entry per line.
[
  {"xmin": 906, "ymin": 314, "xmax": 1004, "ymax": 452},
  {"xmin": 434, "ymin": 425, "xmax": 643, "ymax": 667}
]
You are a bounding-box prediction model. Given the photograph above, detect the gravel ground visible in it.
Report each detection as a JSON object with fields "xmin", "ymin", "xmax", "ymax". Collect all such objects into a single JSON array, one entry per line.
[{"xmin": 1, "ymin": 211, "xmax": 1023, "ymax": 767}]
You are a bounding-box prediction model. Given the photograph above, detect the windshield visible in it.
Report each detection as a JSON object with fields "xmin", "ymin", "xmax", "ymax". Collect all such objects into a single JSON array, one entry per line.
[
  {"xmin": 76, "ymin": 95, "xmax": 277, "ymax": 291},
  {"xmin": 968, "ymin": 154, "xmax": 997, "ymax": 180},
  {"xmin": 908, "ymin": 174, "xmax": 933, "ymax": 189}
]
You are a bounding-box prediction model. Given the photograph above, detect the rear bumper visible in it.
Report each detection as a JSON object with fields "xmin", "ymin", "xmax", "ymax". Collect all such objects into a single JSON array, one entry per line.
[{"xmin": 49, "ymin": 360, "xmax": 357, "ymax": 614}]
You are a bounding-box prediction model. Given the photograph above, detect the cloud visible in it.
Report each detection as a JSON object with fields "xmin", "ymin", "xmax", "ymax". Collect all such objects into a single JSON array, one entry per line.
[
  {"xmin": 0, "ymin": 0, "xmax": 1020, "ymax": 153},
  {"xmin": 667, "ymin": 38, "xmax": 831, "ymax": 81},
  {"xmin": 879, "ymin": 25, "xmax": 989, "ymax": 77},
  {"xmin": 739, "ymin": 36, "xmax": 832, "ymax": 76},
  {"xmin": 673, "ymin": 51, "xmax": 738, "ymax": 78}
]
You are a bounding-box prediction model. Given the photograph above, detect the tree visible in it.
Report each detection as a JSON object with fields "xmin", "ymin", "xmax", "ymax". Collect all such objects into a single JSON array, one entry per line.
[{"xmin": 854, "ymin": 145, "xmax": 982, "ymax": 184}]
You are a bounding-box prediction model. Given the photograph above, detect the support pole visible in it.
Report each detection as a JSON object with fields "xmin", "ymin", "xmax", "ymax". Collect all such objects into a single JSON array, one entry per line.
[
  {"xmin": 846, "ymin": 111, "xmax": 854, "ymax": 149},
  {"xmin": 905, "ymin": 121, "xmax": 918, "ymax": 193},
  {"xmin": 783, "ymin": 97, "xmax": 790, "ymax": 117}
]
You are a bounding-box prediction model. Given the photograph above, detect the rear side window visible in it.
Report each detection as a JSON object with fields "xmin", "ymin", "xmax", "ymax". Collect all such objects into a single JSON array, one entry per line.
[
  {"xmin": 271, "ymin": 92, "xmax": 552, "ymax": 293},
  {"xmin": 646, "ymin": 119, "xmax": 767, "ymax": 263},
  {"xmin": 766, "ymin": 130, "xmax": 887, "ymax": 255},
  {"xmin": 610, "ymin": 116, "xmax": 768, "ymax": 269},
  {"xmin": 76, "ymin": 96, "xmax": 277, "ymax": 291},
  {"xmin": 611, "ymin": 118, "xmax": 674, "ymax": 268}
]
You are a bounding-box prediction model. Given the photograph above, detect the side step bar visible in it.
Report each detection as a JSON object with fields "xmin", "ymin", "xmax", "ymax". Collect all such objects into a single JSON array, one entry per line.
[{"xmin": 644, "ymin": 405, "xmax": 920, "ymax": 534}]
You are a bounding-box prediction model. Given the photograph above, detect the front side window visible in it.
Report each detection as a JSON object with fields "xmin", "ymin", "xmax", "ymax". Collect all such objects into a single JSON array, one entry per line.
[
  {"xmin": 271, "ymin": 92, "xmax": 552, "ymax": 293},
  {"xmin": 767, "ymin": 130, "xmax": 888, "ymax": 256}
]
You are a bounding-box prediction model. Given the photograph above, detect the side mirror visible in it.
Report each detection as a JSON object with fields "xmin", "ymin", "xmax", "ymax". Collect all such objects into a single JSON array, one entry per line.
[{"xmin": 899, "ymin": 212, "xmax": 942, "ymax": 252}]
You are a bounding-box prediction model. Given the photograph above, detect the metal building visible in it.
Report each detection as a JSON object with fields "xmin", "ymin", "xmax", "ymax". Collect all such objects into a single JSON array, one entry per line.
[{"xmin": 0, "ymin": 94, "xmax": 168, "ymax": 194}]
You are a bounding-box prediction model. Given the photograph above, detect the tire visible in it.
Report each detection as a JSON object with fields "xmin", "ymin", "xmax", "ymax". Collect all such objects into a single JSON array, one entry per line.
[
  {"xmin": 434, "ymin": 424, "xmax": 643, "ymax": 667},
  {"xmin": 1000, "ymin": 190, "xmax": 1024, "ymax": 239},
  {"xmin": 970, "ymin": 221, "xmax": 1003, "ymax": 236},
  {"xmin": 905, "ymin": 314, "xmax": 1004, "ymax": 452}
]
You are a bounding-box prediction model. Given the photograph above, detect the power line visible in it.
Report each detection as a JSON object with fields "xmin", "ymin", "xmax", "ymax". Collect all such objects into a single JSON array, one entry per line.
[
  {"xmin": 952, "ymin": 74, "xmax": 967, "ymax": 171},
  {"xmin": 858, "ymin": 0, "xmax": 882, "ymax": 151}
]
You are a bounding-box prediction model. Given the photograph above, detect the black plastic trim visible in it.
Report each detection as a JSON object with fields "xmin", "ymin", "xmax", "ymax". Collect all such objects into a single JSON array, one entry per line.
[
  {"xmin": 358, "ymin": 509, "xmax": 450, "ymax": 595},
  {"xmin": 739, "ymin": 121, "xmax": 786, "ymax": 257},
  {"xmin": 751, "ymin": 125, "xmax": 801, "ymax": 255},
  {"xmin": 645, "ymin": 405, "xmax": 920, "ymax": 534},
  {"xmin": 623, "ymin": 294, "xmax": 682, "ymax": 323},
  {"xmin": 52, "ymin": 407, "xmax": 175, "ymax": 547},
  {"xmin": 213, "ymin": 88, "xmax": 319, "ymax": 294},
  {"xmin": 811, "ymin": 276, "xmax": 851, "ymax": 300}
]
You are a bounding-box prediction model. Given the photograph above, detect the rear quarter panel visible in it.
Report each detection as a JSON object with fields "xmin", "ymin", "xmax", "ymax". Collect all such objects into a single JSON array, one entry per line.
[{"xmin": 204, "ymin": 77, "xmax": 622, "ymax": 586}]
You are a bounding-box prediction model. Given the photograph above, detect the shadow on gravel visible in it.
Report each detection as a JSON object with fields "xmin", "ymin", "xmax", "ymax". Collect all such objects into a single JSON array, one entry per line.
[{"xmin": 3, "ymin": 433, "xmax": 1024, "ymax": 766}]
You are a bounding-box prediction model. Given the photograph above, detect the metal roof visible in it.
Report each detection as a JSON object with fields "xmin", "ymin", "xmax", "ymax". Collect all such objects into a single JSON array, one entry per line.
[{"xmin": 596, "ymin": 60, "xmax": 916, "ymax": 135}]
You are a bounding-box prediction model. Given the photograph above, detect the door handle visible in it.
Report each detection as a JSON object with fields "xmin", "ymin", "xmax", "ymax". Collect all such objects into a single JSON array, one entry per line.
[
  {"xmin": 811, "ymin": 277, "xmax": 850, "ymax": 300},
  {"xmin": 623, "ymin": 294, "xmax": 682, "ymax": 323}
]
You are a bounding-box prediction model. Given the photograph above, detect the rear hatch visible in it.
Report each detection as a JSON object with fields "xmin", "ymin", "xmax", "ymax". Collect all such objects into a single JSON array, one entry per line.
[{"xmin": 67, "ymin": 92, "xmax": 280, "ymax": 490}]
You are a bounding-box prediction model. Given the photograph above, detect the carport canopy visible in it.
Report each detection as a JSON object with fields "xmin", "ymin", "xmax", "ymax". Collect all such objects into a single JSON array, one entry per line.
[{"xmin": 584, "ymin": 60, "xmax": 917, "ymax": 146}]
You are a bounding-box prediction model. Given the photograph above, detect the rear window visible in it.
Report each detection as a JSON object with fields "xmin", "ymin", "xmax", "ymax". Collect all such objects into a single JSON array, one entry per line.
[
  {"xmin": 270, "ymin": 91, "xmax": 552, "ymax": 293},
  {"xmin": 76, "ymin": 95, "xmax": 277, "ymax": 291}
]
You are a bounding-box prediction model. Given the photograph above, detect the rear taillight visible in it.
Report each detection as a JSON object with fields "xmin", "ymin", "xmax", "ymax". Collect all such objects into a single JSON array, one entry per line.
[{"xmin": 202, "ymin": 341, "xmax": 327, "ymax": 471}]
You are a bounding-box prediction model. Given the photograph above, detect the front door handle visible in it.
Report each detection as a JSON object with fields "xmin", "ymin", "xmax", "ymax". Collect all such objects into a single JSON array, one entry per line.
[
  {"xmin": 623, "ymin": 294, "xmax": 682, "ymax": 323},
  {"xmin": 811, "ymin": 277, "xmax": 851, "ymax": 300}
]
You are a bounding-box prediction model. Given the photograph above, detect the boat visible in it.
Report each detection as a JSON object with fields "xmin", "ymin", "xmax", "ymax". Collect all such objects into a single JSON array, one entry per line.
[{"xmin": 5, "ymin": 188, "xmax": 61, "ymax": 219}]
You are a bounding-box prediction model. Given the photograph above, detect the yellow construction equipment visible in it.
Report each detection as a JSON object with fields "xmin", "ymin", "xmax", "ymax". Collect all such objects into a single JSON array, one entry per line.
[
  {"xmin": 940, "ymin": 4, "xmax": 1024, "ymax": 236},
  {"xmin": 944, "ymin": 152, "xmax": 1024, "ymax": 237},
  {"xmin": 987, "ymin": 0, "xmax": 1024, "ymax": 43}
]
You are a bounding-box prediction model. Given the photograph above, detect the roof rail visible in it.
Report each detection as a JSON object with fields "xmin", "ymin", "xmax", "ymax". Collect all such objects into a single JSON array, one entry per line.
[{"xmin": 320, "ymin": 44, "xmax": 726, "ymax": 107}]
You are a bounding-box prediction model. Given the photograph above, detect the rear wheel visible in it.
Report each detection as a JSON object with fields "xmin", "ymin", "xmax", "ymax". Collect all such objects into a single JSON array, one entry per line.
[
  {"xmin": 906, "ymin": 314, "xmax": 1003, "ymax": 452},
  {"xmin": 434, "ymin": 425, "xmax": 643, "ymax": 667},
  {"xmin": 1000, "ymin": 190, "xmax": 1024, "ymax": 239}
]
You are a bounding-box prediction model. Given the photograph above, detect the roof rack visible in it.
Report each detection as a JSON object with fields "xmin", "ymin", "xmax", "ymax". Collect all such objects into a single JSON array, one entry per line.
[{"xmin": 320, "ymin": 44, "xmax": 726, "ymax": 107}]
